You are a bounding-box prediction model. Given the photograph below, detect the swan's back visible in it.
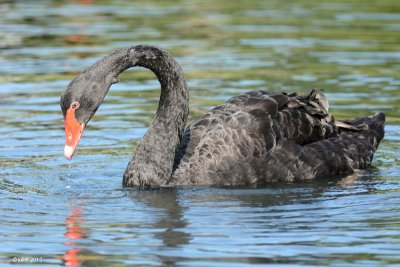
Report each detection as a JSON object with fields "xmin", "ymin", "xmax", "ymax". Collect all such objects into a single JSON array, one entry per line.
[{"xmin": 169, "ymin": 90, "xmax": 385, "ymax": 186}]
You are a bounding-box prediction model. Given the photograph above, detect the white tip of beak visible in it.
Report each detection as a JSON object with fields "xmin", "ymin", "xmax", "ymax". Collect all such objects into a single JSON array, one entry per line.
[{"xmin": 64, "ymin": 145, "xmax": 74, "ymax": 160}]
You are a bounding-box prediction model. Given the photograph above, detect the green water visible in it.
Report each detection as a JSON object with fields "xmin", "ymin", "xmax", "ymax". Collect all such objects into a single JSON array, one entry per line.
[{"xmin": 0, "ymin": 0, "xmax": 399, "ymax": 266}]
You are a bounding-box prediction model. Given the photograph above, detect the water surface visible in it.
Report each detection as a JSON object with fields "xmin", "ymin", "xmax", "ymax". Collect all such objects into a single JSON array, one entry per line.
[{"xmin": 1, "ymin": 0, "xmax": 399, "ymax": 266}]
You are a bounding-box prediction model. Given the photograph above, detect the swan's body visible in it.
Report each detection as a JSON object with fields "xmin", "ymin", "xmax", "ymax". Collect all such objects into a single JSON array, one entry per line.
[{"xmin": 60, "ymin": 45, "xmax": 385, "ymax": 188}]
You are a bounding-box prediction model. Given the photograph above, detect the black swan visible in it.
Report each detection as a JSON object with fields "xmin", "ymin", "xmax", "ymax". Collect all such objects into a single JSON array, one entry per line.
[{"xmin": 60, "ymin": 45, "xmax": 385, "ymax": 188}]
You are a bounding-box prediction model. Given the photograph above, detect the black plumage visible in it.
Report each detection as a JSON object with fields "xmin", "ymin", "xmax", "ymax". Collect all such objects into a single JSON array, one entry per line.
[{"xmin": 60, "ymin": 45, "xmax": 385, "ymax": 188}]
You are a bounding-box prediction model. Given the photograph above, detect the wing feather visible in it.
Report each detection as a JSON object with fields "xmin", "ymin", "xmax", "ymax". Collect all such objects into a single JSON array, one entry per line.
[{"xmin": 169, "ymin": 90, "xmax": 385, "ymax": 186}]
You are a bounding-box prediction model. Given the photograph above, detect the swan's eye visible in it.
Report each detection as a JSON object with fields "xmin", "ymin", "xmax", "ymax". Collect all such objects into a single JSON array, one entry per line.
[{"xmin": 71, "ymin": 102, "xmax": 80, "ymax": 110}]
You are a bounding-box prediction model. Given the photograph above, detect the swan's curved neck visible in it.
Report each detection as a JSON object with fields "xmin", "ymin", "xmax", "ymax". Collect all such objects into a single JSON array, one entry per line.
[{"xmin": 100, "ymin": 46, "xmax": 189, "ymax": 188}]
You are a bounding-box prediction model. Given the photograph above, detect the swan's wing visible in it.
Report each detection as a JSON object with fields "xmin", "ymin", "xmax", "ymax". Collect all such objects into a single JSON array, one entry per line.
[
  {"xmin": 177, "ymin": 90, "xmax": 337, "ymax": 157},
  {"xmin": 172, "ymin": 90, "xmax": 334, "ymax": 183},
  {"xmin": 214, "ymin": 90, "xmax": 338, "ymax": 145},
  {"xmin": 170, "ymin": 91, "xmax": 384, "ymax": 186}
]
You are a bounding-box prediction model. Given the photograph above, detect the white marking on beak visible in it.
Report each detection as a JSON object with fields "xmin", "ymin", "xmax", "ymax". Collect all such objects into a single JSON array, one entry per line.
[{"xmin": 64, "ymin": 145, "xmax": 74, "ymax": 160}]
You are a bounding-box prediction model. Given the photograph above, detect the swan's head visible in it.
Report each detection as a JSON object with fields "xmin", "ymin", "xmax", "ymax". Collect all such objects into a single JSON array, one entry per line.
[
  {"xmin": 60, "ymin": 66, "xmax": 118, "ymax": 160},
  {"xmin": 60, "ymin": 46, "xmax": 178, "ymax": 161}
]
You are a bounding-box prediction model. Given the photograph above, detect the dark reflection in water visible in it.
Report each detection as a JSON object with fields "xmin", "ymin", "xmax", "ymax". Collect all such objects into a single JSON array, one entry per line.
[
  {"xmin": 128, "ymin": 190, "xmax": 191, "ymax": 266},
  {"xmin": 134, "ymin": 190, "xmax": 191, "ymax": 248}
]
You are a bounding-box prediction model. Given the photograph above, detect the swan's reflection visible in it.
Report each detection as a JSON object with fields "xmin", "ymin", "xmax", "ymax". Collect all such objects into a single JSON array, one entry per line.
[
  {"xmin": 63, "ymin": 203, "xmax": 86, "ymax": 267},
  {"xmin": 60, "ymin": 189, "xmax": 191, "ymax": 266},
  {"xmin": 58, "ymin": 175, "xmax": 371, "ymax": 266},
  {"xmin": 218, "ymin": 175, "xmax": 372, "ymax": 207},
  {"xmin": 129, "ymin": 189, "xmax": 191, "ymax": 247}
]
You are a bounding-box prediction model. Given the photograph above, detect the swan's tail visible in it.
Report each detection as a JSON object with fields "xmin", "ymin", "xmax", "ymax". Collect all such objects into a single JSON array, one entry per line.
[
  {"xmin": 289, "ymin": 112, "xmax": 386, "ymax": 179},
  {"xmin": 338, "ymin": 112, "xmax": 385, "ymax": 151},
  {"xmin": 328, "ymin": 112, "xmax": 385, "ymax": 171}
]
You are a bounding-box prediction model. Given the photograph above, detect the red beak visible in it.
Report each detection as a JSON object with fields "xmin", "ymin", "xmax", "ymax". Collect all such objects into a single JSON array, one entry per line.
[{"xmin": 64, "ymin": 107, "xmax": 85, "ymax": 160}]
